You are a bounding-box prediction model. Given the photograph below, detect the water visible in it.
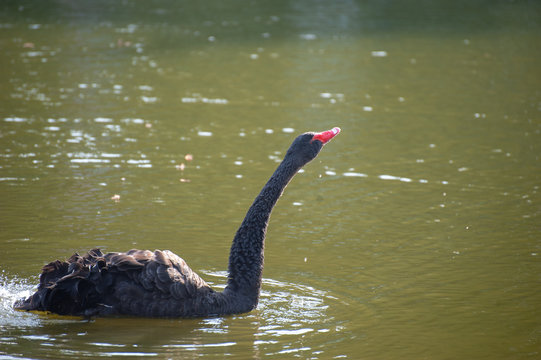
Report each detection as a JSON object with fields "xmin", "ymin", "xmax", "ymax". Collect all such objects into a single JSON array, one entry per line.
[{"xmin": 1, "ymin": 1, "xmax": 540, "ymax": 359}]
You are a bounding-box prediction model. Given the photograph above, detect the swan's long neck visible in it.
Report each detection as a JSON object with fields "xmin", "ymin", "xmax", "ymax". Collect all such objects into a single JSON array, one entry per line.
[{"xmin": 224, "ymin": 157, "xmax": 300, "ymax": 309}]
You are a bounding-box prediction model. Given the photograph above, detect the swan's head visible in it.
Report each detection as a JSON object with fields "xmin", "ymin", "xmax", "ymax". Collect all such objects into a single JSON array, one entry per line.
[{"xmin": 285, "ymin": 127, "xmax": 341, "ymax": 167}]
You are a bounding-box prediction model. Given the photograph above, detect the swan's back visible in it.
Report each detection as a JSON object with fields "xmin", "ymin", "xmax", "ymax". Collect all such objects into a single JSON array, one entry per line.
[{"xmin": 14, "ymin": 248, "xmax": 218, "ymax": 317}]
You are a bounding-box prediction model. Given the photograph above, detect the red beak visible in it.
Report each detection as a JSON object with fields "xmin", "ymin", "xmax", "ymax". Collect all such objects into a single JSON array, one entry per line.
[{"xmin": 312, "ymin": 127, "xmax": 341, "ymax": 144}]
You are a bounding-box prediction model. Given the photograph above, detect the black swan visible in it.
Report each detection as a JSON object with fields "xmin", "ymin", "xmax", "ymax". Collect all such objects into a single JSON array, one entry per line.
[{"xmin": 14, "ymin": 127, "xmax": 341, "ymax": 317}]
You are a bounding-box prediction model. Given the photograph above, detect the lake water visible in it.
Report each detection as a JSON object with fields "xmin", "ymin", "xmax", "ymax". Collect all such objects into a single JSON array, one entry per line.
[{"xmin": 1, "ymin": 1, "xmax": 540, "ymax": 359}]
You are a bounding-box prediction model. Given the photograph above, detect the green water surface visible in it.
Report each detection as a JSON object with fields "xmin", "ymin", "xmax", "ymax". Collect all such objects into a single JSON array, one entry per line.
[{"xmin": 1, "ymin": 1, "xmax": 540, "ymax": 359}]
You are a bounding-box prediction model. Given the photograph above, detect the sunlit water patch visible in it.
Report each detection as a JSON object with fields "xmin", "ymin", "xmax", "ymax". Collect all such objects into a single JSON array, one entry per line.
[
  {"xmin": 197, "ymin": 271, "xmax": 350, "ymax": 357},
  {"xmin": 1, "ymin": 116, "xmax": 161, "ymax": 173},
  {"xmin": 0, "ymin": 273, "xmax": 42, "ymax": 329},
  {"xmin": 201, "ymin": 270, "xmax": 332, "ymax": 327},
  {"xmin": 340, "ymin": 168, "xmax": 449, "ymax": 185}
]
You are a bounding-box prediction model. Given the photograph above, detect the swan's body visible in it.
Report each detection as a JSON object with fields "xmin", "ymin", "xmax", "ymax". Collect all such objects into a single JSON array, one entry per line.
[{"xmin": 14, "ymin": 127, "xmax": 340, "ymax": 317}]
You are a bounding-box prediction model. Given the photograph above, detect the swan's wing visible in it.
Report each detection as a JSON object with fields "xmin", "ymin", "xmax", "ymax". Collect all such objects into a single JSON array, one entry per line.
[
  {"xmin": 14, "ymin": 248, "xmax": 215, "ymax": 317},
  {"xmin": 103, "ymin": 249, "xmax": 217, "ymax": 316},
  {"xmin": 105, "ymin": 249, "xmax": 213, "ymax": 299}
]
